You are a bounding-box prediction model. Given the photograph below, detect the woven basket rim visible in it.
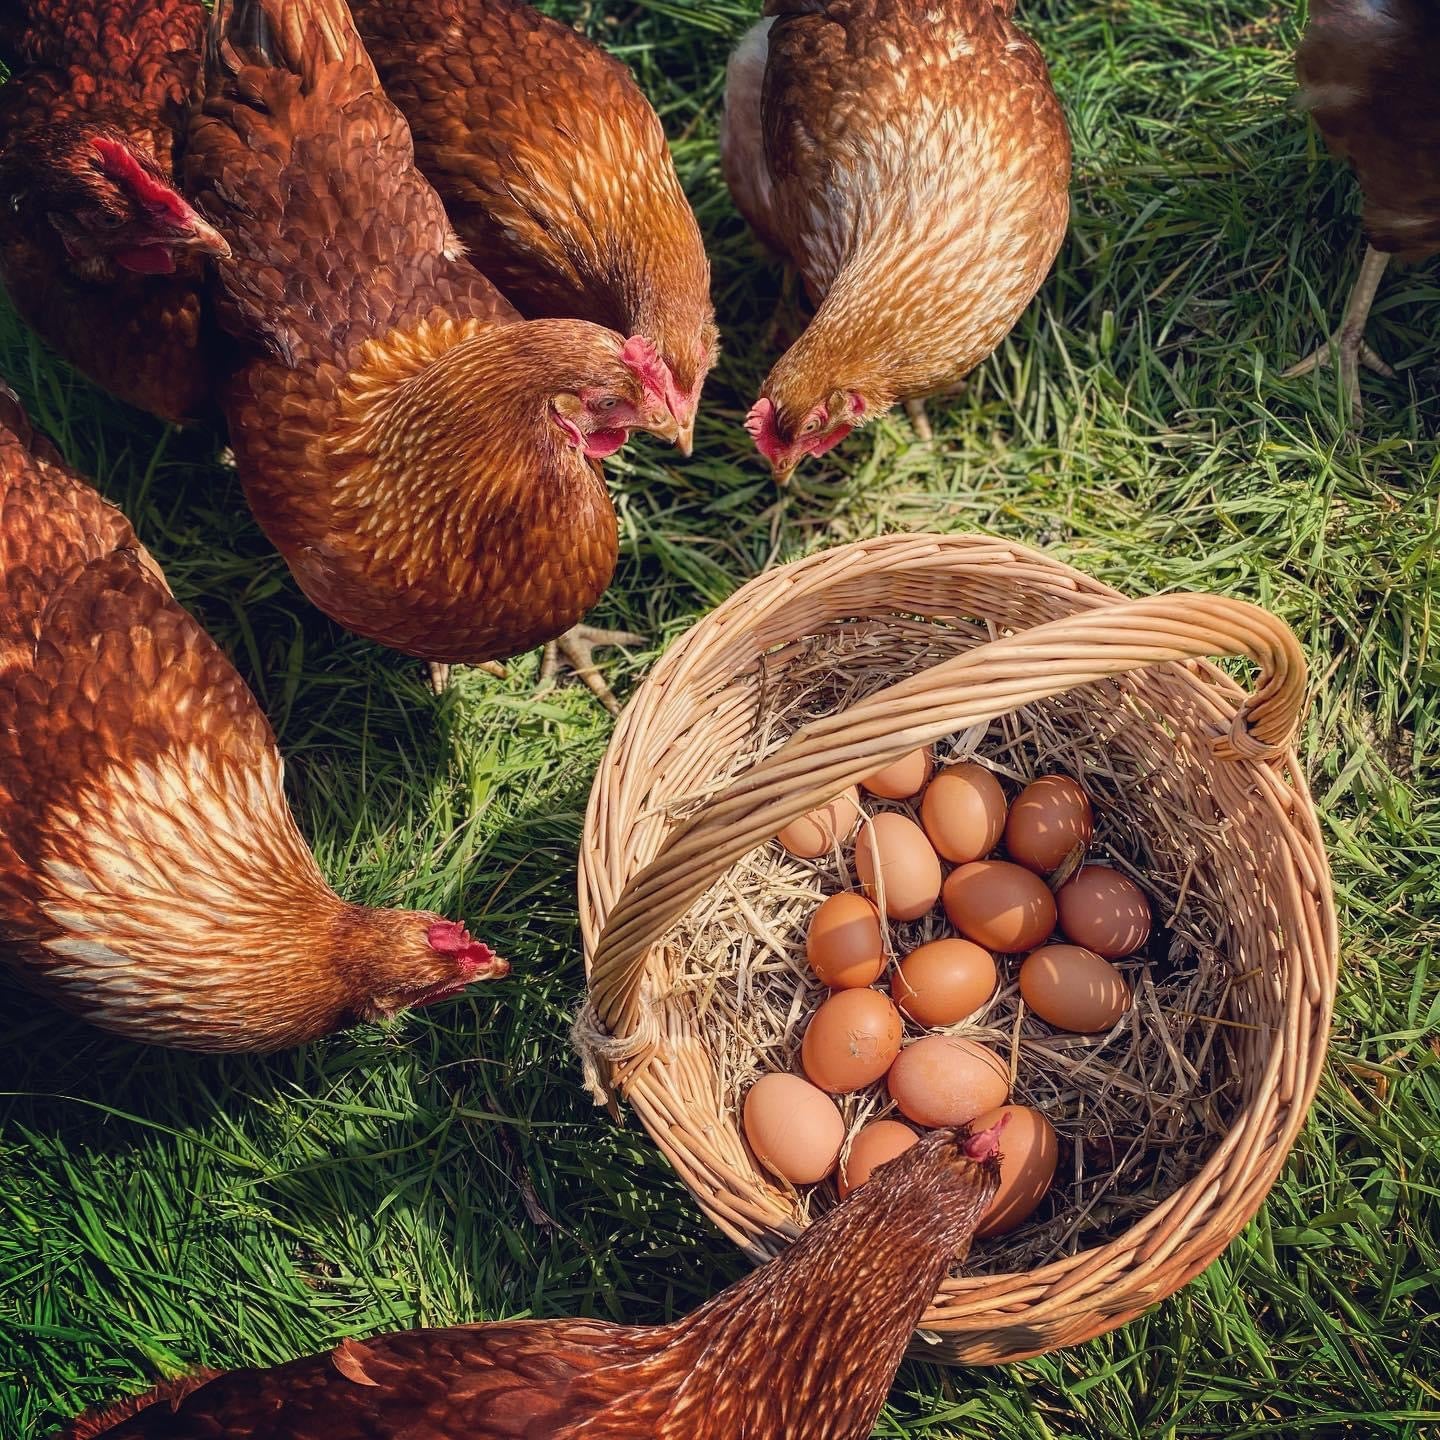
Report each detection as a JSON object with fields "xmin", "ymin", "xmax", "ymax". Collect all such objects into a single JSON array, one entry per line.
[{"xmin": 576, "ymin": 533, "xmax": 1338, "ymax": 1363}]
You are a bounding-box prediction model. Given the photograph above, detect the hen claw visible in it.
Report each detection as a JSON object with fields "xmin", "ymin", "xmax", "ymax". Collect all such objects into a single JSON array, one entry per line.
[
  {"xmin": 538, "ymin": 625, "xmax": 647, "ymax": 716},
  {"xmin": 427, "ymin": 660, "xmax": 506, "ymax": 695}
]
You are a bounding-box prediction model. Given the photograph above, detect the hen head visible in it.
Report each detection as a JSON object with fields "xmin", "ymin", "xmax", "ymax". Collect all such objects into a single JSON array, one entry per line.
[
  {"xmin": 0, "ymin": 124, "xmax": 229, "ymax": 277},
  {"xmin": 658, "ymin": 319, "xmax": 721, "ymax": 456},
  {"xmin": 349, "ymin": 913, "xmax": 509, "ymax": 1023},
  {"xmin": 549, "ymin": 332, "xmax": 682, "ymax": 458},
  {"xmin": 745, "ymin": 387, "xmax": 869, "ymax": 486}
]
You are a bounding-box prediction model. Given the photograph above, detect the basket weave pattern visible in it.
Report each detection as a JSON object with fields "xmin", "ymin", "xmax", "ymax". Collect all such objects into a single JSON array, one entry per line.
[{"xmin": 577, "ymin": 534, "xmax": 1337, "ymax": 1364}]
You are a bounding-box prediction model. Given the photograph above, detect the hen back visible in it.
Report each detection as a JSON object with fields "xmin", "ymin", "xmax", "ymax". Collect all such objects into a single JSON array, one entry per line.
[
  {"xmin": 0, "ymin": 0, "xmax": 213, "ymax": 421},
  {"xmin": 55, "ymin": 1127, "xmax": 1001, "ymax": 1440},
  {"xmin": 1296, "ymin": 0, "xmax": 1440, "ymax": 261},
  {"xmin": 350, "ymin": 0, "xmax": 716, "ymax": 426},
  {"xmin": 724, "ymin": 0, "xmax": 1070, "ymax": 413}
]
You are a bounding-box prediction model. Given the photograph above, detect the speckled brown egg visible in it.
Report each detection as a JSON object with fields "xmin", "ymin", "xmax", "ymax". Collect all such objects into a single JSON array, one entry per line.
[
  {"xmin": 891, "ymin": 938, "xmax": 997, "ymax": 1027},
  {"xmin": 1019, "ymin": 943, "xmax": 1131, "ymax": 1032},
  {"xmin": 806, "ymin": 892, "xmax": 886, "ymax": 989},
  {"xmin": 887, "ymin": 1035, "xmax": 1009, "ymax": 1128},
  {"xmin": 1056, "ymin": 866, "xmax": 1152, "ymax": 958},
  {"xmin": 860, "ymin": 748, "xmax": 932, "ymax": 801},
  {"xmin": 943, "ymin": 860, "xmax": 1057, "ymax": 953},
  {"xmin": 801, "ymin": 987, "xmax": 904, "ymax": 1094},
  {"xmin": 1005, "ymin": 775, "xmax": 1093, "ymax": 875},
  {"xmin": 777, "ymin": 787, "xmax": 862, "ymax": 859},
  {"xmin": 838, "ymin": 1120, "xmax": 919, "ymax": 1197},
  {"xmin": 854, "ymin": 813, "xmax": 942, "ymax": 922},
  {"xmin": 743, "ymin": 1073, "xmax": 844, "ymax": 1184},
  {"xmin": 972, "ymin": 1104, "xmax": 1059, "ymax": 1236},
  {"xmin": 920, "ymin": 763, "xmax": 1008, "ymax": 863}
]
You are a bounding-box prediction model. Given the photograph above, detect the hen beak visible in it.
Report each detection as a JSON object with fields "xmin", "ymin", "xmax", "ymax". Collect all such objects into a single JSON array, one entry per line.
[
  {"xmin": 676, "ymin": 415, "xmax": 695, "ymax": 458},
  {"xmin": 771, "ymin": 454, "xmax": 800, "ymax": 487},
  {"xmin": 646, "ymin": 410, "xmax": 682, "ymax": 447},
  {"xmin": 174, "ymin": 212, "xmax": 231, "ymax": 261}
]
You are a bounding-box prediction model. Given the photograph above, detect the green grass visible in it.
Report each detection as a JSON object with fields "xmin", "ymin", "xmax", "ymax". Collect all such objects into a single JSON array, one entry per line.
[{"xmin": 2, "ymin": 0, "xmax": 1438, "ymax": 1435}]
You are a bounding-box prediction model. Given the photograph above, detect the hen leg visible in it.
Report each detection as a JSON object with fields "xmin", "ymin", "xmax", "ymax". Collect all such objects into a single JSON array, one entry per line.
[
  {"xmin": 904, "ymin": 399, "xmax": 933, "ymax": 441},
  {"xmin": 537, "ymin": 625, "xmax": 647, "ymax": 716},
  {"xmin": 1283, "ymin": 244, "xmax": 1394, "ymax": 422},
  {"xmin": 427, "ymin": 660, "xmax": 505, "ymax": 695}
]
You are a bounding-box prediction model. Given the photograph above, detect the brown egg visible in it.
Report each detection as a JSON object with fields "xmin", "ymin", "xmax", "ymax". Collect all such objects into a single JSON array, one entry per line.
[
  {"xmin": 972, "ymin": 1104, "xmax": 1059, "ymax": 1237},
  {"xmin": 860, "ymin": 748, "xmax": 932, "ymax": 800},
  {"xmin": 801, "ymin": 988, "xmax": 904, "ymax": 1094},
  {"xmin": 778, "ymin": 787, "xmax": 862, "ymax": 859},
  {"xmin": 838, "ymin": 1120, "xmax": 919, "ymax": 1197},
  {"xmin": 1019, "ymin": 943, "xmax": 1131, "ymax": 1032},
  {"xmin": 854, "ymin": 813, "xmax": 942, "ymax": 922},
  {"xmin": 891, "ymin": 938, "xmax": 997, "ymax": 1027},
  {"xmin": 942, "ymin": 860, "xmax": 1057, "ymax": 952},
  {"xmin": 806, "ymin": 892, "xmax": 886, "ymax": 989},
  {"xmin": 1005, "ymin": 775, "xmax": 1094, "ymax": 875},
  {"xmin": 887, "ymin": 1035, "xmax": 1009, "ymax": 1128},
  {"xmin": 743, "ymin": 1073, "xmax": 844, "ymax": 1185},
  {"xmin": 920, "ymin": 762, "xmax": 1008, "ymax": 863},
  {"xmin": 1056, "ymin": 866, "xmax": 1152, "ymax": 958}
]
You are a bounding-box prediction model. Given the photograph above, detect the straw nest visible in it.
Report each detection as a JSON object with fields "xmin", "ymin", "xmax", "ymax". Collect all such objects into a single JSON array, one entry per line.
[{"xmin": 577, "ymin": 534, "xmax": 1336, "ymax": 1363}]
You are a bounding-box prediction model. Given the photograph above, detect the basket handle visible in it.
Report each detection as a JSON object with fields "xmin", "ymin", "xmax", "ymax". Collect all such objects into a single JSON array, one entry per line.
[{"xmin": 587, "ymin": 591, "xmax": 1305, "ymax": 1038}]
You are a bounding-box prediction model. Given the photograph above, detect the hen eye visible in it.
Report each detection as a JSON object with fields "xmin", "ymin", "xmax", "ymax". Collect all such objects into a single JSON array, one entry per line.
[
  {"xmin": 87, "ymin": 211, "xmax": 125, "ymax": 230},
  {"xmin": 800, "ymin": 416, "xmax": 822, "ymax": 435},
  {"xmin": 598, "ymin": 397, "xmax": 620, "ymax": 411}
]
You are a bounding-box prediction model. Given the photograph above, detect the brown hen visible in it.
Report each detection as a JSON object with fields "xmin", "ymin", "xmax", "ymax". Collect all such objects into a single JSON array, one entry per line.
[
  {"xmin": 183, "ymin": 0, "xmax": 678, "ymax": 709},
  {"xmin": 349, "ymin": 0, "xmax": 717, "ymax": 456},
  {"xmin": 54, "ymin": 1123, "xmax": 1002, "ymax": 1439},
  {"xmin": 0, "ymin": 0, "xmax": 229, "ymax": 422},
  {"xmin": 722, "ymin": 0, "xmax": 1071, "ymax": 482},
  {"xmin": 0, "ymin": 379, "xmax": 507, "ymax": 1052},
  {"xmin": 1284, "ymin": 0, "xmax": 1440, "ymax": 421}
]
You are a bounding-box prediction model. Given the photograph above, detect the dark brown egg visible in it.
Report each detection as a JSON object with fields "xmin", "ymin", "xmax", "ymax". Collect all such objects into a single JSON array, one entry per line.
[
  {"xmin": 1056, "ymin": 866, "xmax": 1152, "ymax": 958},
  {"xmin": 801, "ymin": 987, "xmax": 904, "ymax": 1094},
  {"xmin": 919, "ymin": 763, "xmax": 1008, "ymax": 863},
  {"xmin": 890, "ymin": 938, "xmax": 996, "ymax": 1027},
  {"xmin": 942, "ymin": 860, "xmax": 1057, "ymax": 953},
  {"xmin": 1019, "ymin": 943, "xmax": 1131, "ymax": 1033},
  {"xmin": 806, "ymin": 892, "xmax": 886, "ymax": 989},
  {"xmin": 1004, "ymin": 775, "xmax": 1093, "ymax": 875}
]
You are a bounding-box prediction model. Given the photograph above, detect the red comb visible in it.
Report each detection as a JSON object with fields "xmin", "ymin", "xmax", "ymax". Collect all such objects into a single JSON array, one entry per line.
[
  {"xmin": 91, "ymin": 138, "xmax": 191, "ymax": 226},
  {"xmin": 964, "ymin": 1114, "xmax": 1009, "ymax": 1162},
  {"xmin": 619, "ymin": 335, "xmax": 669, "ymax": 402},
  {"xmin": 744, "ymin": 396, "xmax": 775, "ymax": 440},
  {"xmin": 426, "ymin": 920, "xmax": 500, "ymax": 972}
]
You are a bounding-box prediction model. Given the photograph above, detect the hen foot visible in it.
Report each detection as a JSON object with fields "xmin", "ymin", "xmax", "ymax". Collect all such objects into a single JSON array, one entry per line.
[
  {"xmin": 904, "ymin": 398, "xmax": 933, "ymax": 442},
  {"xmin": 1283, "ymin": 244, "xmax": 1393, "ymax": 423},
  {"xmin": 427, "ymin": 660, "xmax": 506, "ymax": 695},
  {"xmin": 538, "ymin": 625, "xmax": 647, "ymax": 716}
]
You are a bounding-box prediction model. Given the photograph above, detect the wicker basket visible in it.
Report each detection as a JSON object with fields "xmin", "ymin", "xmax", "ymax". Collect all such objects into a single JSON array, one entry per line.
[{"xmin": 576, "ymin": 533, "xmax": 1336, "ymax": 1364}]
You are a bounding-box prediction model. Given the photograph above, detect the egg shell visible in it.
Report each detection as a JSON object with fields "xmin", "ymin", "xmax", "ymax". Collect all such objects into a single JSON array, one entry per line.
[
  {"xmin": 891, "ymin": 938, "xmax": 997, "ymax": 1027},
  {"xmin": 743, "ymin": 1074, "xmax": 844, "ymax": 1185},
  {"xmin": 854, "ymin": 813, "xmax": 942, "ymax": 921},
  {"xmin": 920, "ymin": 763, "xmax": 1008, "ymax": 863},
  {"xmin": 777, "ymin": 787, "xmax": 863, "ymax": 859},
  {"xmin": 1056, "ymin": 866, "xmax": 1152, "ymax": 958},
  {"xmin": 801, "ymin": 987, "xmax": 904, "ymax": 1094},
  {"xmin": 860, "ymin": 748, "xmax": 933, "ymax": 800},
  {"xmin": 972, "ymin": 1104, "xmax": 1059, "ymax": 1237},
  {"xmin": 1019, "ymin": 943, "xmax": 1131, "ymax": 1033},
  {"xmin": 887, "ymin": 1035, "xmax": 1009, "ymax": 1128},
  {"xmin": 806, "ymin": 892, "xmax": 886, "ymax": 989},
  {"xmin": 838, "ymin": 1120, "xmax": 919, "ymax": 1198},
  {"xmin": 942, "ymin": 860, "xmax": 1058, "ymax": 952},
  {"xmin": 1005, "ymin": 776, "xmax": 1094, "ymax": 875}
]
